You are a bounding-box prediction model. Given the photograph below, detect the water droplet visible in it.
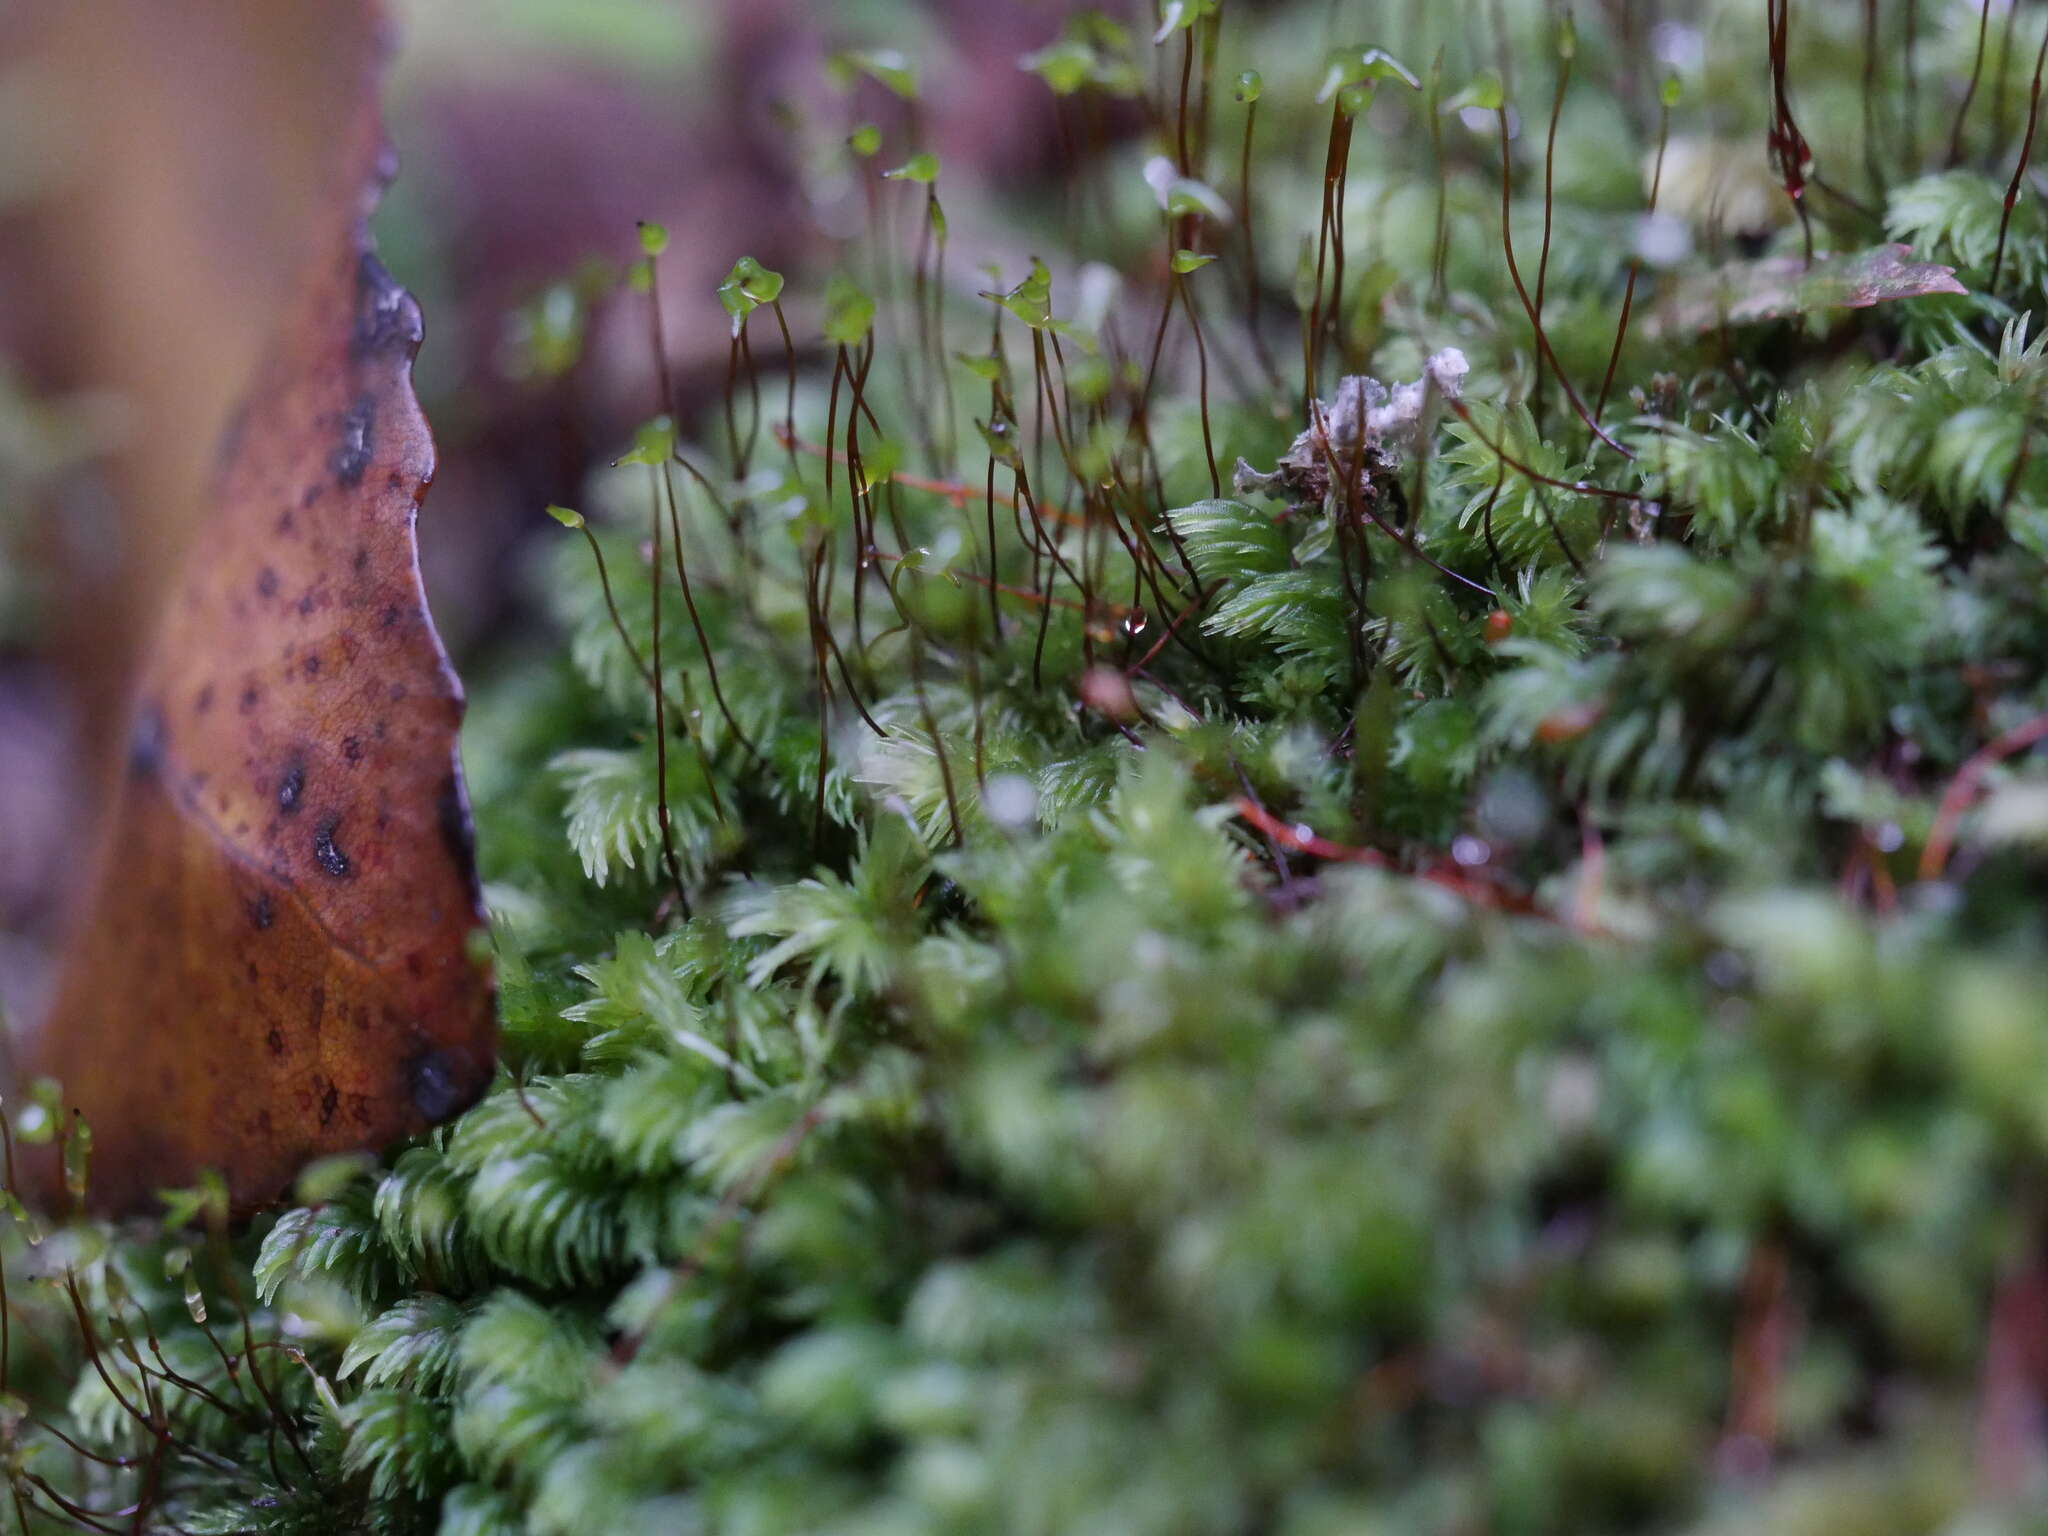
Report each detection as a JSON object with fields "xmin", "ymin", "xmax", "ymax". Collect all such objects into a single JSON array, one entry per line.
[
  {"xmin": 1121, "ymin": 608, "xmax": 1149, "ymax": 636},
  {"xmin": 982, "ymin": 773, "xmax": 1038, "ymax": 830},
  {"xmin": 1451, "ymin": 835, "xmax": 1491, "ymax": 867}
]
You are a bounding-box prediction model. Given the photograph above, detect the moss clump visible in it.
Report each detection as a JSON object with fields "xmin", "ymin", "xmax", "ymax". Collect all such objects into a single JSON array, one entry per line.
[{"xmin": 15, "ymin": 1, "xmax": 2048, "ymax": 1532}]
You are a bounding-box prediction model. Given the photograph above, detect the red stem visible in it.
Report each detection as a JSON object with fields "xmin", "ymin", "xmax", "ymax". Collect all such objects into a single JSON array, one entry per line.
[{"xmin": 1919, "ymin": 710, "xmax": 2048, "ymax": 879}]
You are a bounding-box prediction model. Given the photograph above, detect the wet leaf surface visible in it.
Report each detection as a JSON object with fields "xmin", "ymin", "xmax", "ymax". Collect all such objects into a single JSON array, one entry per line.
[{"xmin": 1653, "ymin": 242, "xmax": 1967, "ymax": 334}]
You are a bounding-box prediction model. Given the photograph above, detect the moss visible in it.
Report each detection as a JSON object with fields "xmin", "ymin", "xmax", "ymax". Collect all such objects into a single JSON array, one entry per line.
[{"xmin": 14, "ymin": 0, "xmax": 2048, "ymax": 1531}]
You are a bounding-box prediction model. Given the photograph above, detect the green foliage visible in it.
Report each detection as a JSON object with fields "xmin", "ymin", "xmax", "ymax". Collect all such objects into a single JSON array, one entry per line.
[
  {"xmin": 1888, "ymin": 170, "xmax": 2048, "ymax": 296},
  {"xmin": 19, "ymin": 2, "xmax": 2048, "ymax": 1533}
]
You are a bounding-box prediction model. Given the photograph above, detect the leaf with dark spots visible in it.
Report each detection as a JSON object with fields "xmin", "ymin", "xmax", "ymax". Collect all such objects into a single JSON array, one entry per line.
[
  {"xmin": 330, "ymin": 395, "xmax": 377, "ymax": 486},
  {"xmin": 1653, "ymin": 243, "xmax": 1968, "ymax": 335},
  {"xmin": 128, "ymin": 702, "xmax": 166, "ymax": 780},
  {"xmin": 437, "ymin": 773, "xmax": 481, "ymax": 901},
  {"xmin": 313, "ymin": 817, "xmax": 352, "ymax": 878},
  {"xmin": 406, "ymin": 1048, "xmax": 464, "ymax": 1120},
  {"xmin": 24, "ymin": 55, "xmax": 494, "ymax": 1218},
  {"xmin": 351, "ymin": 252, "xmax": 423, "ymax": 359}
]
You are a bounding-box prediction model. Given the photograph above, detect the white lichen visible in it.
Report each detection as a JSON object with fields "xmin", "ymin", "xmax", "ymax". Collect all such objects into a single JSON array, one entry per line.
[{"xmin": 1234, "ymin": 348, "xmax": 1468, "ymax": 507}]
